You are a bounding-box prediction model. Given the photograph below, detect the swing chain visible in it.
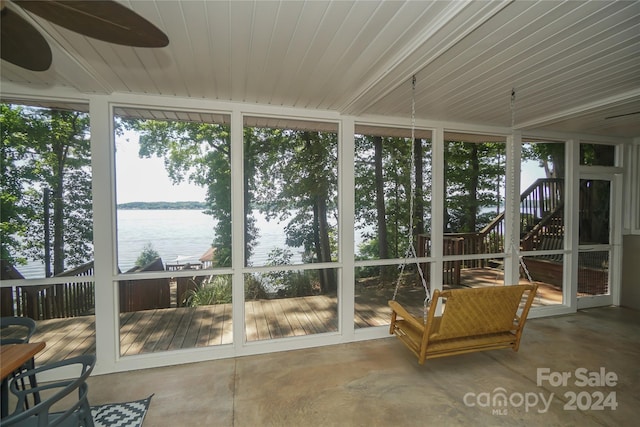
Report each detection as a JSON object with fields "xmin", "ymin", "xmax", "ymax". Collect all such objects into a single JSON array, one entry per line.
[
  {"xmin": 509, "ymin": 88, "xmax": 533, "ymax": 283},
  {"xmin": 392, "ymin": 75, "xmax": 431, "ymax": 321}
]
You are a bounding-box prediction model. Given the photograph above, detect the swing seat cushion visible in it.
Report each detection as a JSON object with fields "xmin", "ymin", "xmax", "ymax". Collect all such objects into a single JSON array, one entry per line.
[{"xmin": 389, "ymin": 284, "xmax": 537, "ymax": 364}]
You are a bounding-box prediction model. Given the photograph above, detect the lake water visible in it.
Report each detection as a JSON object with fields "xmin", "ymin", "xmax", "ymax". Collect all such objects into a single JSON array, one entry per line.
[
  {"xmin": 116, "ymin": 209, "xmax": 304, "ymax": 271},
  {"xmin": 18, "ymin": 209, "xmax": 306, "ymax": 278},
  {"xmin": 17, "ymin": 208, "xmax": 374, "ymax": 279}
]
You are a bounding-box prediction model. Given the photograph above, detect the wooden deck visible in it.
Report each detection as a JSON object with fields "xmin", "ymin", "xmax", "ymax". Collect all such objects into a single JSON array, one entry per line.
[
  {"xmin": 3, "ymin": 269, "xmax": 562, "ymax": 367},
  {"xmin": 6, "ymin": 295, "xmax": 399, "ymax": 367}
]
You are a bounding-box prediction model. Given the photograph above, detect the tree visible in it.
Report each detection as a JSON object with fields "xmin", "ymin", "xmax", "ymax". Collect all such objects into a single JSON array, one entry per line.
[
  {"xmin": 121, "ymin": 118, "xmax": 237, "ymax": 267},
  {"xmin": 135, "ymin": 243, "xmax": 160, "ymax": 267},
  {"xmin": 1, "ymin": 105, "xmax": 31, "ymax": 265},
  {"xmin": 250, "ymin": 128, "xmax": 338, "ymax": 293},
  {"xmin": 373, "ymin": 136, "xmax": 389, "ymax": 260},
  {"xmin": 522, "ymin": 142, "xmax": 565, "ymax": 179},
  {"xmin": 1, "ymin": 105, "xmax": 92, "ymax": 275},
  {"xmin": 444, "ymin": 141, "xmax": 505, "ymax": 233},
  {"xmin": 355, "ymin": 135, "xmax": 431, "ymax": 261}
]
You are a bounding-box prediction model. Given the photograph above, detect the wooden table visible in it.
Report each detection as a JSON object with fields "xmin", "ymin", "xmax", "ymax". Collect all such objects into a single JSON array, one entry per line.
[{"xmin": 0, "ymin": 342, "xmax": 46, "ymax": 418}]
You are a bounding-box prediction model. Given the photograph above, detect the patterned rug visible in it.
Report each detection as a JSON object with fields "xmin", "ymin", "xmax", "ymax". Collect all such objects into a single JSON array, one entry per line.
[{"xmin": 91, "ymin": 395, "xmax": 153, "ymax": 427}]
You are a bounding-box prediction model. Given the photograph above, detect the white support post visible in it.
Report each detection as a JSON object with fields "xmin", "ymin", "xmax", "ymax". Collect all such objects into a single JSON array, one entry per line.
[
  {"xmin": 430, "ymin": 127, "xmax": 445, "ymax": 295},
  {"xmin": 566, "ymin": 139, "xmax": 579, "ymax": 310},
  {"xmin": 89, "ymin": 96, "xmax": 118, "ymax": 373},
  {"xmin": 340, "ymin": 117, "xmax": 356, "ymax": 340}
]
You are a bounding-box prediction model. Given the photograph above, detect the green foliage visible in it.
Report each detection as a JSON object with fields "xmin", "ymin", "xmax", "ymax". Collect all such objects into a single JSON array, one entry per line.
[
  {"xmin": 248, "ymin": 128, "xmax": 339, "ymax": 292},
  {"xmin": 135, "ymin": 243, "xmax": 160, "ymax": 267},
  {"xmin": 522, "ymin": 142, "xmax": 565, "ymax": 178},
  {"xmin": 355, "ymin": 134, "xmax": 432, "ymax": 260},
  {"xmin": 579, "ymin": 143, "xmax": 614, "ymax": 167},
  {"xmin": 245, "ymin": 274, "xmax": 269, "ymax": 300},
  {"xmin": 249, "ymin": 129, "xmax": 338, "ymax": 262},
  {"xmin": 444, "ymin": 141, "xmax": 505, "ymax": 233},
  {"xmin": 280, "ymin": 272, "xmax": 314, "ymax": 297},
  {"xmin": 262, "ymin": 248, "xmax": 315, "ymax": 297},
  {"xmin": 1, "ymin": 105, "xmax": 30, "ymax": 264},
  {"xmin": 1, "ymin": 104, "xmax": 92, "ymax": 273},
  {"xmin": 184, "ymin": 275, "xmax": 232, "ymax": 306}
]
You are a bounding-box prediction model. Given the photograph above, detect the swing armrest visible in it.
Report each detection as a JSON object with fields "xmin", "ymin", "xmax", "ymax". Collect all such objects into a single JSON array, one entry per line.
[{"xmin": 389, "ymin": 300, "xmax": 424, "ymax": 331}]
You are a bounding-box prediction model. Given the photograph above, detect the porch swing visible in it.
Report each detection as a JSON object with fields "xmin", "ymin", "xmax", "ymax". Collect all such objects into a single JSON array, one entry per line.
[{"xmin": 387, "ymin": 80, "xmax": 538, "ymax": 365}]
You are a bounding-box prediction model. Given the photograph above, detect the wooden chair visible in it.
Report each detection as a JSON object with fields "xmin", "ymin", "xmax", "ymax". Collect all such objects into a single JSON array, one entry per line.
[{"xmin": 389, "ymin": 284, "xmax": 537, "ymax": 364}]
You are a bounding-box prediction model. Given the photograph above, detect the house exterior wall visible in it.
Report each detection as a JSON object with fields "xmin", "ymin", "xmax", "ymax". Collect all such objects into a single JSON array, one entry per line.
[
  {"xmin": 621, "ymin": 235, "xmax": 640, "ymax": 310},
  {"xmin": 621, "ymin": 141, "xmax": 640, "ymax": 310}
]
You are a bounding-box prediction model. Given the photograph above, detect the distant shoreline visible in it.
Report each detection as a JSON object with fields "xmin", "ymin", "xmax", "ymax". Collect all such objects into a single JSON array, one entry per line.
[{"xmin": 117, "ymin": 201, "xmax": 206, "ymax": 210}]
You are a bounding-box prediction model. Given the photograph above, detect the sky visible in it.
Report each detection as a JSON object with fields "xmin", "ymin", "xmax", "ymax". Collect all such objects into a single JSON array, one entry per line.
[{"xmin": 115, "ymin": 131, "xmax": 206, "ymax": 203}]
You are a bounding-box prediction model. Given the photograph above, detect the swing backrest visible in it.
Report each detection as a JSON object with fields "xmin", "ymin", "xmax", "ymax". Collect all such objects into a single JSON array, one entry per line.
[{"xmin": 428, "ymin": 285, "xmax": 536, "ymax": 340}]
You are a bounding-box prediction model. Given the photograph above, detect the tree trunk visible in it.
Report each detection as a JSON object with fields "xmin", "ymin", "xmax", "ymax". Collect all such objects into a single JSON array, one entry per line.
[
  {"xmin": 313, "ymin": 197, "xmax": 336, "ymax": 293},
  {"xmin": 466, "ymin": 144, "xmax": 479, "ymax": 232},
  {"xmin": 52, "ymin": 131, "xmax": 67, "ymax": 276},
  {"xmin": 414, "ymin": 138, "xmax": 424, "ymax": 236},
  {"xmin": 373, "ymin": 137, "xmax": 388, "ymax": 260}
]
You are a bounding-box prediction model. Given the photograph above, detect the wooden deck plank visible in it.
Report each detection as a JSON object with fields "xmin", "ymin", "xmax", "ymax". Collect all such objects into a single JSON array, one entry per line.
[
  {"xmin": 180, "ymin": 306, "xmax": 206, "ymax": 349},
  {"xmin": 220, "ymin": 303, "xmax": 233, "ymax": 344},
  {"xmin": 279, "ymin": 297, "xmax": 307, "ymax": 336},
  {"xmin": 195, "ymin": 306, "xmax": 215, "ymax": 347},
  {"xmin": 300, "ymin": 295, "xmax": 338, "ymax": 333},
  {"xmin": 245, "ymin": 301, "xmax": 271, "ymax": 341},
  {"xmin": 35, "ymin": 317, "xmax": 94, "ymax": 362},
  {"xmin": 296, "ymin": 297, "xmax": 329, "ymax": 332},
  {"xmin": 283, "ymin": 297, "xmax": 321, "ymax": 335},
  {"xmin": 121, "ymin": 310, "xmax": 161, "ymax": 356},
  {"xmin": 244, "ymin": 301, "xmax": 259, "ymax": 342},
  {"xmin": 168, "ymin": 307, "xmax": 198, "ymax": 351},
  {"xmin": 210, "ymin": 304, "xmax": 226, "ymax": 345},
  {"xmin": 258, "ymin": 300, "xmax": 282, "ymax": 339},
  {"xmin": 355, "ymin": 299, "xmax": 389, "ymax": 327},
  {"xmin": 146, "ymin": 308, "xmax": 184, "ymax": 353}
]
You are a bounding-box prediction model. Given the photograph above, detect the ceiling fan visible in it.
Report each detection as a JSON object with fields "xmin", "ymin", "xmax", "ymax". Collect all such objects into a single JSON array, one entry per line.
[{"xmin": 1, "ymin": 0, "xmax": 169, "ymax": 72}]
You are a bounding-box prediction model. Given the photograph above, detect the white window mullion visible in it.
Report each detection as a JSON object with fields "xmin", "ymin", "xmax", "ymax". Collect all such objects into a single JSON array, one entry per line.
[
  {"xmin": 566, "ymin": 139, "xmax": 579, "ymax": 310},
  {"xmin": 89, "ymin": 95, "xmax": 119, "ymax": 373},
  {"xmin": 231, "ymin": 109, "xmax": 246, "ymax": 349}
]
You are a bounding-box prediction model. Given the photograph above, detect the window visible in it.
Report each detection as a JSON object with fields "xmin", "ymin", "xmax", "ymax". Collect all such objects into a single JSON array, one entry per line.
[
  {"xmin": 580, "ymin": 143, "xmax": 615, "ymax": 166},
  {"xmin": 1, "ymin": 102, "xmax": 95, "ymax": 365},
  {"xmin": 114, "ymin": 107, "xmax": 232, "ymax": 355},
  {"xmin": 243, "ymin": 117, "xmax": 339, "ymax": 341},
  {"xmin": 521, "ymin": 139, "xmax": 566, "ymax": 305},
  {"xmin": 441, "ymin": 132, "xmax": 507, "ymax": 289},
  {"xmin": 354, "ymin": 125, "xmax": 432, "ymax": 328}
]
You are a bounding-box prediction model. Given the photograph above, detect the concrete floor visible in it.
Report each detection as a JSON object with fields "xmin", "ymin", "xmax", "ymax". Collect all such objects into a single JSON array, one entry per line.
[{"xmin": 85, "ymin": 306, "xmax": 639, "ymax": 427}]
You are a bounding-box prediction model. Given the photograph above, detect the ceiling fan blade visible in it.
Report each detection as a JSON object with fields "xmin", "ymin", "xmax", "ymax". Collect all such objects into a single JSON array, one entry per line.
[
  {"xmin": 15, "ymin": 0, "xmax": 169, "ymax": 48},
  {"xmin": 1, "ymin": 7, "xmax": 52, "ymax": 71},
  {"xmin": 605, "ymin": 111, "xmax": 640, "ymax": 120}
]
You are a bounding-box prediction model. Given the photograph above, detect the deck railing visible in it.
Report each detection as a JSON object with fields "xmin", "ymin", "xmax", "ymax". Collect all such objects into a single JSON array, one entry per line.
[
  {"xmin": 418, "ymin": 178, "xmax": 565, "ymax": 286},
  {"xmin": 1, "ymin": 261, "xmax": 95, "ymax": 319}
]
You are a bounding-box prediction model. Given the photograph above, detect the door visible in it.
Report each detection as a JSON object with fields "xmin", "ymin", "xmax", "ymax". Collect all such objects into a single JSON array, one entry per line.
[{"xmin": 576, "ymin": 174, "xmax": 620, "ymax": 308}]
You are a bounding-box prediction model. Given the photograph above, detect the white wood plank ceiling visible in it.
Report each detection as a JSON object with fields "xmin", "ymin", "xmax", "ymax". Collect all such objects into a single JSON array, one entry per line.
[{"xmin": 1, "ymin": 0, "xmax": 639, "ymax": 138}]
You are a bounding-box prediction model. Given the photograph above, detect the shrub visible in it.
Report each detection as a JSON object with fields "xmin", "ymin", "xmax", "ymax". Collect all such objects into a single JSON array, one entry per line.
[
  {"xmin": 135, "ymin": 243, "xmax": 160, "ymax": 267},
  {"xmin": 245, "ymin": 274, "xmax": 268, "ymax": 300},
  {"xmin": 184, "ymin": 275, "xmax": 232, "ymax": 306}
]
